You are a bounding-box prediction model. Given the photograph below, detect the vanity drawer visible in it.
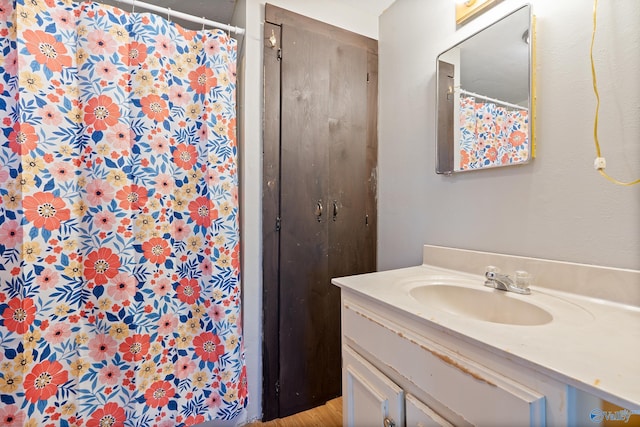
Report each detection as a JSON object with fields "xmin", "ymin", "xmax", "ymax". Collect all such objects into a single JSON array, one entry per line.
[{"xmin": 342, "ymin": 299, "xmax": 546, "ymax": 427}]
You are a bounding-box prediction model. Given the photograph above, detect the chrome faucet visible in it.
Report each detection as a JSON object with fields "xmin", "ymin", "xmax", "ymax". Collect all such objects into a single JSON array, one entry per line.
[{"xmin": 484, "ymin": 266, "xmax": 531, "ymax": 295}]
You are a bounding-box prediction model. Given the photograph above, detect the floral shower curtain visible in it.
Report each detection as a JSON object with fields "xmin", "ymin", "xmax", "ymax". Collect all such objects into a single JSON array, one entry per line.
[
  {"xmin": 458, "ymin": 95, "xmax": 529, "ymax": 171},
  {"xmin": 0, "ymin": 0, "xmax": 246, "ymax": 425}
]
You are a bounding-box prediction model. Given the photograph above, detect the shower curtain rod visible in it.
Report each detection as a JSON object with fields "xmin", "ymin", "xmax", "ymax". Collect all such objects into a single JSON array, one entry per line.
[
  {"xmin": 458, "ymin": 88, "xmax": 527, "ymax": 110},
  {"xmin": 108, "ymin": 0, "xmax": 245, "ymax": 35}
]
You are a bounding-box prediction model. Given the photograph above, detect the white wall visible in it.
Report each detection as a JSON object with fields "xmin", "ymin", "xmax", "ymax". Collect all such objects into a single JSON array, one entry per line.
[
  {"xmin": 378, "ymin": 0, "xmax": 640, "ymax": 272},
  {"xmin": 231, "ymin": 0, "xmax": 385, "ymax": 422}
]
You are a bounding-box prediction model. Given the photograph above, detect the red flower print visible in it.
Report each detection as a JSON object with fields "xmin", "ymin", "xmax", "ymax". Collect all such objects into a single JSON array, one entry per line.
[
  {"xmin": 193, "ymin": 331, "xmax": 225, "ymax": 363},
  {"xmin": 41, "ymin": 104, "xmax": 63, "ymax": 126},
  {"xmin": 119, "ymin": 333, "xmax": 150, "ymax": 362},
  {"xmin": 86, "ymin": 179, "xmax": 115, "ymax": 206},
  {"xmin": 188, "ymin": 196, "xmax": 217, "ymax": 227},
  {"xmin": 87, "ymin": 402, "xmax": 126, "ymax": 427},
  {"xmin": 23, "ymin": 192, "xmax": 70, "ymax": 231},
  {"xmin": 154, "ymin": 172, "xmax": 173, "ymax": 194},
  {"xmin": 23, "ymin": 30, "xmax": 72, "ymax": 72},
  {"xmin": 36, "ymin": 267, "xmax": 59, "ymax": 290},
  {"xmin": 94, "ymin": 211, "xmax": 116, "ymax": 230},
  {"xmin": 2, "ymin": 297, "xmax": 36, "ymax": 334},
  {"xmin": 106, "ymin": 123, "xmax": 132, "ymax": 149},
  {"xmin": 98, "ymin": 365, "xmax": 121, "ymax": 385},
  {"xmin": 171, "ymin": 219, "xmax": 190, "ymax": 241},
  {"xmin": 172, "ymin": 143, "xmax": 198, "ymax": 170},
  {"xmin": 84, "ymin": 95, "xmax": 120, "ymax": 131},
  {"xmin": 0, "ymin": 220, "xmax": 23, "ymax": 247},
  {"xmin": 154, "ymin": 35, "xmax": 175, "ymax": 57},
  {"xmin": 174, "ymin": 356, "xmax": 196, "ymax": 380},
  {"xmin": 115, "ymin": 185, "xmax": 148, "ymax": 210},
  {"xmin": 486, "ymin": 146, "xmax": 498, "ymax": 162},
  {"xmin": 88, "ymin": 333, "xmax": 118, "ymax": 361},
  {"xmin": 142, "ymin": 237, "xmax": 171, "ymax": 264},
  {"xmin": 170, "ymin": 85, "xmax": 189, "ymax": 106},
  {"xmin": 118, "ymin": 41, "xmax": 147, "ymax": 66},
  {"xmin": 176, "ymin": 278, "xmax": 201, "ymax": 304},
  {"xmin": 8, "ymin": 122, "xmax": 38, "ymax": 155},
  {"xmin": 207, "ymin": 304, "xmax": 224, "ymax": 322},
  {"xmin": 0, "ymin": 404, "xmax": 26, "ymax": 427},
  {"xmin": 144, "ymin": 380, "xmax": 175, "ymax": 408},
  {"xmin": 50, "ymin": 161, "xmax": 74, "ymax": 181},
  {"xmin": 0, "ymin": 3, "xmax": 12, "ymax": 22},
  {"xmin": 509, "ymin": 130, "xmax": 527, "ymax": 147},
  {"xmin": 87, "ymin": 29, "xmax": 117, "ymax": 55},
  {"xmin": 184, "ymin": 415, "xmax": 205, "ymax": 426},
  {"xmin": 460, "ymin": 150, "xmax": 470, "ymax": 169},
  {"xmin": 231, "ymin": 245, "xmax": 240, "ymax": 271},
  {"xmin": 108, "ymin": 273, "xmax": 138, "ymax": 301},
  {"xmin": 141, "ymin": 94, "xmax": 169, "ymax": 122},
  {"xmin": 154, "ymin": 277, "xmax": 172, "ymax": 296},
  {"xmin": 206, "ymin": 393, "xmax": 222, "ymax": 409},
  {"xmin": 95, "ymin": 60, "xmax": 118, "ymax": 80},
  {"xmin": 188, "ymin": 65, "xmax": 216, "ymax": 94},
  {"xmin": 84, "ymin": 248, "xmax": 121, "ymax": 285},
  {"xmin": 205, "ymin": 38, "xmax": 221, "ymax": 56},
  {"xmin": 238, "ymin": 365, "xmax": 248, "ymax": 400},
  {"xmin": 50, "ymin": 9, "xmax": 74, "ymax": 30},
  {"xmin": 44, "ymin": 322, "xmax": 71, "ymax": 344},
  {"xmin": 24, "ymin": 360, "xmax": 69, "ymax": 403},
  {"xmin": 157, "ymin": 313, "xmax": 178, "ymax": 335}
]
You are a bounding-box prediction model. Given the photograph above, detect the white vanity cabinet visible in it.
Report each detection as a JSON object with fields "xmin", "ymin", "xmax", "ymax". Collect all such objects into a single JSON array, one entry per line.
[
  {"xmin": 343, "ymin": 345, "xmax": 453, "ymax": 427},
  {"xmin": 340, "ymin": 294, "xmax": 550, "ymax": 427},
  {"xmin": 337, "ymin": 247, "xmax": 640, "ymax": 426}
]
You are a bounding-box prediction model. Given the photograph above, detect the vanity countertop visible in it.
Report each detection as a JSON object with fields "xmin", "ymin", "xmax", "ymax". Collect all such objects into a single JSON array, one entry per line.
[{"xmin": 332, "ymin": 263, "xmax": 640, "ymax": 409}]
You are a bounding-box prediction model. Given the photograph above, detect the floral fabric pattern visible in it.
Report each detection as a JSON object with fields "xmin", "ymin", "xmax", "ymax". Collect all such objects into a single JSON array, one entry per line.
[
  {"xmin": 0, "ymin": 0, "xmax": 246, "ymax": 425},
  {"xmin": 458, "ymin": 95, "xmax": 529, "ymax": 171}
]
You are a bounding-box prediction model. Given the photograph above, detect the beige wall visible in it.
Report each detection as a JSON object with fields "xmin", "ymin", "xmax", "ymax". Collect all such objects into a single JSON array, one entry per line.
[{"xmin": 378, "ymin": 0, "xmax": 640, "ymax": 271}]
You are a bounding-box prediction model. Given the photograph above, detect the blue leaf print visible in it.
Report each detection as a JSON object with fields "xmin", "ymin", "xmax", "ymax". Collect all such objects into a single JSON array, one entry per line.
[{"xmin": 0, "ymin": 394, "xmax": 16, "ymax": 405}]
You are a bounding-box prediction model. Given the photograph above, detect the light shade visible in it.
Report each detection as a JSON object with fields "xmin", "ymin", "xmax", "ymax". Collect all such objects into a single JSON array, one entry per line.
[{"xmin": 455, "ymin": 0, "xmax": 498, "ymax": 25}]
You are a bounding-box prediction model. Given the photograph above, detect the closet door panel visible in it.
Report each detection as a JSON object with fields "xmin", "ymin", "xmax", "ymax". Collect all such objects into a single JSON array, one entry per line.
[
  {"xmin": 328, "ymin": 42, "xmax": 370, "ymax": 281},
  {"xmin": 278, "ymin": 23, "xmax": 333, "ymax": 416}
]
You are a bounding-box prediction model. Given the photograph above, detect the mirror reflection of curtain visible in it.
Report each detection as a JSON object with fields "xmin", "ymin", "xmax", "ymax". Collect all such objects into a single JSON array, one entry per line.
[{"xmin": 458, "ymin": 95, "xmax": 529, "ymax": 170}]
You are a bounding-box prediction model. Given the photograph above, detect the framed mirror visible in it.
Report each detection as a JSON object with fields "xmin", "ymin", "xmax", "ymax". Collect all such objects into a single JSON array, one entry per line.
[{"xmin": 436, "ymin": 4, "xmax": 533, "ymax": 174}]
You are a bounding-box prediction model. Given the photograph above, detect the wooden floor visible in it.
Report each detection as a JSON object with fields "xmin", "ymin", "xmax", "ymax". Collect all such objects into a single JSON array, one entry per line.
[{"xmin": 247, "ymin": 398, "xmax": 342, "ymax": 427}]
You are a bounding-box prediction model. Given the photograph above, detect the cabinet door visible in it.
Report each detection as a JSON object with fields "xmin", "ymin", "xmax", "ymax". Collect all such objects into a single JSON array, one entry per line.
[
  {"xmin": 406, "ymin": 394, "xmax": 454, "ymax": 427},
  {"xmin": 343, "ymin": 346, "xmax": 404, "ymax": 427}
]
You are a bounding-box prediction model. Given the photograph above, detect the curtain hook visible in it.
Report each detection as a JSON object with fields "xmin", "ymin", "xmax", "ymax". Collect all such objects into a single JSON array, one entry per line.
[
  {"xmin": 167, "ymin": 7, "xmax": 171, "ymax": 22},
  {"xmin": 202, "ymin": 17, "xmax": 206, "ymax": 32},
  {"xmin": 227, "ymin": 23, "xmax": 231, "ymax": 39},
  {"xmin": 131, "ymin": 0, "xmax": 135, "ymax": 13}
]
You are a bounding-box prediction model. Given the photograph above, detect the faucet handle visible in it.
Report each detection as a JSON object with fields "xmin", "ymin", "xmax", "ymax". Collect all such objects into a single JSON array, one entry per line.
[
  {"xmin": 485, "ymin": 265, "xmax": 499, "ymax": 274},
  {"xmin": 485, "ymin": 265, "xmax": 501, "ymax": 280},
  {"xmin": 514, "ymin": 270, "xmax": 531, "ymax": 288}
]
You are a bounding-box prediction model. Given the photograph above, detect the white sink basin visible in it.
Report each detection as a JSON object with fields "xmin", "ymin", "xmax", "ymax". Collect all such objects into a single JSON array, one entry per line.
[{"xmin": 409, "ymin": 284, "xmax": 553, "ymax": 326}]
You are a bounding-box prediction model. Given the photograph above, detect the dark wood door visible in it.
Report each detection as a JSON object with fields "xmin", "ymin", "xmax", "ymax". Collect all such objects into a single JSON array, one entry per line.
[{"xmin": 263, "ymin": 4, "xmax": 378, "ymax": 420}]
